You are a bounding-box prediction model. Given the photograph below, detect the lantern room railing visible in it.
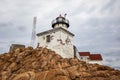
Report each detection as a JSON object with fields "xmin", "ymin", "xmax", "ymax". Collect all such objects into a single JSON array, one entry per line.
[{"xmin": 52, "ymin": 19, "xmax": 69, "ymax": 25}]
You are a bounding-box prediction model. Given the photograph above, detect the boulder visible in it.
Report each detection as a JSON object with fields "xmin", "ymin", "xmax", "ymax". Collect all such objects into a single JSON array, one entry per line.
[{"xmin": 0, "ymin": 47, "xmax": 120, "ymax": 80}]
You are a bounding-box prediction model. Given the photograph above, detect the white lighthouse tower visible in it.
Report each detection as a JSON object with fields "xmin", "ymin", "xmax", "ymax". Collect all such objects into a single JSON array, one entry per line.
[{"xmin": 37, "ymin": 15, "xmax": 75, "ymax": 58}]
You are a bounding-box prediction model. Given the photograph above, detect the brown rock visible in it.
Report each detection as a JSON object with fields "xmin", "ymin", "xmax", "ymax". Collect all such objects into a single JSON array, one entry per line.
[
  {"xmin": 35, "ymin": 71, "xmax": 48, "ymax": 80},
  {"xmin": 52, "ymin": 76, "xmax": 68, "ymax": 80},
  {"xmin": 1, "ymin": 71, "xmax": 9, "ymax": 80},
  {"xmin": 12, "ymin": 71, "xmax": 35, "ymax": 80},
  {"xmin": 79, "ymin": 72, "xmax": 91, "ymax": 77},
  {"xmin": 66, "ymin": 66, "xmax": 80, "ymax": 79},
  {"xmin": 45, "ymin": 69, "xmax": 69, "ymax": 80},
  {"xmin": 0, "ymin": 47, "xmax": 120, "ymax": 80}
]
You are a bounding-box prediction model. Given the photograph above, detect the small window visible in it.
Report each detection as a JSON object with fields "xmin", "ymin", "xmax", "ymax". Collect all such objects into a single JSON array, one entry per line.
[
  {"xmin": 81, "ymin": 57, "xmax": 83, "ymax": 59},
  {"xmin": 46, "ymin": 35, "xmax": 50, "ymax": 42},
  {"xmin": 87, "ymin": 57, "xmax": 90, "ymax": 60}
]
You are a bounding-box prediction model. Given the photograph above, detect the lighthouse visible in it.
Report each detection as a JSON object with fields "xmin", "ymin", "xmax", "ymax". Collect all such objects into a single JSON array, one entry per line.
[{"xmin": 37, "ymin": 14, "xmax": 75, "ymax": 58}]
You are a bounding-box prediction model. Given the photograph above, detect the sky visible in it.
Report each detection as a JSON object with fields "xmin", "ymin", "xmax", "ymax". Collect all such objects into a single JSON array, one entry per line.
[{"xmin": 0, "ymin": 0, "xmax": 120, "ymax": 69}]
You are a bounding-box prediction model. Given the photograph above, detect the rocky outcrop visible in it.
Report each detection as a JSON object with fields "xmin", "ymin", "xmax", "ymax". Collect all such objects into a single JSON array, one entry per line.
[{"xmin": 0, "ymin": 47, "xmax": 120, "ymax": 80}]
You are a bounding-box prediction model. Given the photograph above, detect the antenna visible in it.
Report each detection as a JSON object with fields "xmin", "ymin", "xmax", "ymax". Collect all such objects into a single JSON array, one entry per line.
[
  {"xmin": 64, "ymin": 13, "xmax": 67, "ymax": 18},
  {"xmin": 30, "ymin": 16, "xmax": 37, "ymax": 47}
]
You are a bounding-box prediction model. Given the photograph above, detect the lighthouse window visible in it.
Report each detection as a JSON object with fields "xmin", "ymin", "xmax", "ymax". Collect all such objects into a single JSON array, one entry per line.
[
  {"xmin": 46, "ymin": 35, "xmax": 50, "ymax": 42},
  {"xmin": 58, "ymin": 18, "xmax": 62, "ymax": 22}
]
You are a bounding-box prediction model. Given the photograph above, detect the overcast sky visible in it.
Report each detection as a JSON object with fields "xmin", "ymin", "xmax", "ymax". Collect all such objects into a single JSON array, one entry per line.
[{"xmin": 0, "ymin": 0, "xmax": 120, "ymax": 69}]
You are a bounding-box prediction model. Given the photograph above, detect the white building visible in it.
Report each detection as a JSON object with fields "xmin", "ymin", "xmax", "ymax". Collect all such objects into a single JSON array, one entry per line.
[
  {"xmin": 88, "ymin": 54, "xmax": 103, "ymax": 65},
  {"xmin": 37, "ymin": 15, "xmax": 75, "ymax": 58},
  {"xmin": 78, "ymin": 52, "xmax": 90, "ymax": 62},
  {"xmin": 79, "ymin": 52, "xmax": 103, "ymax": 65}
]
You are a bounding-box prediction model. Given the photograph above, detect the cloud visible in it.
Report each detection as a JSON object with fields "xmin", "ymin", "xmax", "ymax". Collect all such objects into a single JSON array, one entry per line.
[
  {"xmin": 116, "ymin": 37, "xmax": 120, "ymax": 42},
  {"xmin": 101, "ymin": 0, "xmax": 118, "ymax": 12},
  {"xmin": 17, "ymin": 26, "xmax": 27, "ymax": 32},
  {"xmin": 0, "ymin": 22, "xmax": 14, "ymax": 27},
  {"xmin": 103, "ymin": 50, "xmax": 120, "ymax": 69}
]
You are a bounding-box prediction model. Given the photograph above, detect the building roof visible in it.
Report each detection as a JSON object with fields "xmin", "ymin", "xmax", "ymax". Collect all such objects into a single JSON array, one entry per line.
[
  {"xmin": 79, "ymin": 52, "xmax": 103, "ymax": 61},
  {"xmin": 37, "ymin": 27, "xmax": 74, "ymax": 36},
  {"xmin": 79, "ymin": 52, "xmax": 90, "ymax": 56},
  {"xmin": 90, "ymin": 54, "xmax": 103, "ymax": 60},
  {"xmin": 11, "ymin": 44, "xmax": 25, "ymax": 47}
]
